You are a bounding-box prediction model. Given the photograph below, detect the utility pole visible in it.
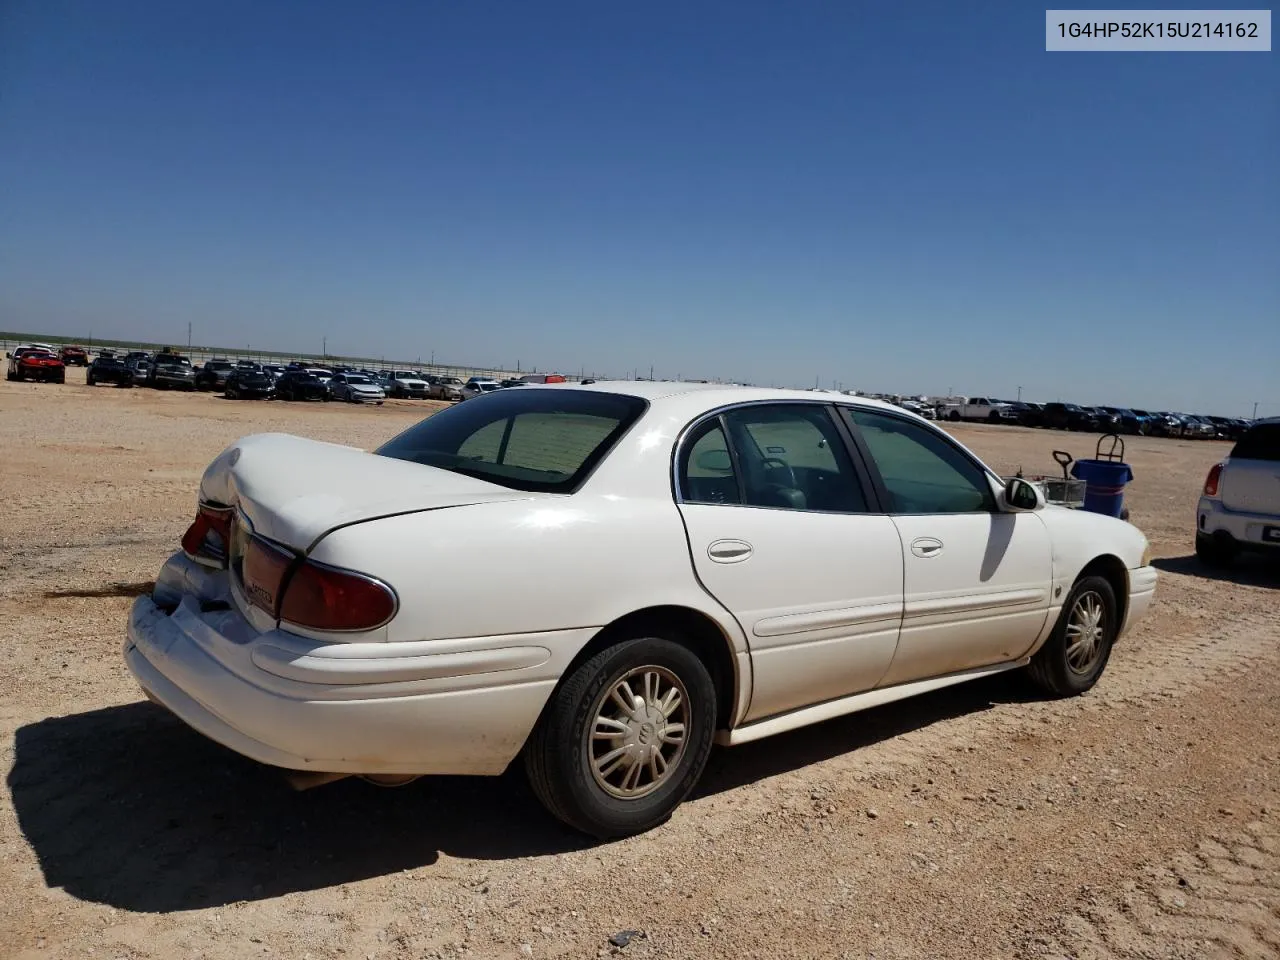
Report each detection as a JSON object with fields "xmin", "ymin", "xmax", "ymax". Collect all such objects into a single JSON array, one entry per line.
[
  {"xmin": 1253, "ymin": 401, "xmax": 1259, "ymax": 419},
  {"xmin": 649, "ymin": 364, "xmax": 654, "ymax": 381},
  {"xmin": 322, "ymin": 337, "xmax": 326, "ymax": 361},
  {"xmin": 1017, "ymin": 385, "xmax": 1022, "ymax": 401},
  {"xmin": 187, "ymin": 322, "xmax": 192, "ymax": 351}
]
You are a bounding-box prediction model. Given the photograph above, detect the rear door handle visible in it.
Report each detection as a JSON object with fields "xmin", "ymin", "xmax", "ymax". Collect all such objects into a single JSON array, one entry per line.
[
  {"xmin": 708, "ymin": 539, "xmax": 753, "ymax": 563},
  {"xmin": 910, "ymin": 537, "xmax": 944, "ymax": 558}
]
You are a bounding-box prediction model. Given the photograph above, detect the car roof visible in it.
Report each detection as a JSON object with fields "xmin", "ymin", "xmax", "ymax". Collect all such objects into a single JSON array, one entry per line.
[{"xmin": 530, "ymin": 379, "xmax": 909, "ymax": 415}]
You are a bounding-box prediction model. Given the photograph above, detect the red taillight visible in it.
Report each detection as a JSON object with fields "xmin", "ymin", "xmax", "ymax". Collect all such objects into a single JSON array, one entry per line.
[
  {"xmin": 1204, "ymin": 462, "xmax": 1224, "ymax": 497},
  {"xmin": 181, "ymin": 503, "xmax": 235, "ymax": 564},
  {"xmin": 279, "ymin": 560, "xmax": 397, "ymax": 632}
]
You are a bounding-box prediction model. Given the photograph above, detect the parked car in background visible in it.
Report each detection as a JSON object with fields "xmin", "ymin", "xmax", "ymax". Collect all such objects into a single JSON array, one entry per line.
[
  {"xmin": 1042, "ymin": 402, "xmax": 1093, "ymax": 431},
  {"xmin": 124, "ymin": 353, "xmax": 152, "ymax": 381},
  {"xmin": 152, "ymin": 361, "xmax": 197, "ymax": 391},
  {"xmin": 1177, "ymin": 415, "xmax": 1217, "ymax": 439},
  {"xmin": 329, "ymin": 372, "xmax": 386, "ymax": 404},
  {"xmin": 262, "ymin": 364, "xmax": 285, "ymax": 379},
  {"xmin": 275, "ymin": 370, "xmax": 330, "ymax": 401},
  {"xmin": 429, "ymin": 375, "xmax": 465, "ymax": 401},
  {"xmin": 1196, "ymin": 417, "xmax": 1280, "ymax": 566},
  {"xmin": 895, "ymin": 398, "xmax": 937, "ymax": 420},
  {"xmin": 147, "ymin": 351, "xmax": 193, "ymax": 386},
  {"xmin": 125, "ymin": 384, "xmax": 1156, "ymax": 839},
  {"xmin": 518, "ymin": 373, "xmax": 567, "ymax": 384},
  {"xmin": 224, "ymin": 368, "xmax": 276, "ymax": 400},
  {"xmin": 382, "ymin": 371, "xmax": 427, "ymax": 399},
  {"xmin": 86, "ymin": 355, "xmax": 135, "ymax": 387},
  {"xmin": 1079, "ymin": 407, "xmax": 1120, "ymax": 433},
  {"xmin": 461, "ymin": 377, "xmax": 501, "ymax": 400},
  {"xmin": 499, "ymin": 378, "xmax": 528, "ymax": 389},
  {"xmin": 6, "ymin": 348, "xmax": 66, "ymax": 383},
  {"xmin": 1100, "ymin": 407, "xmax": 1148, "ymax": 436},
  {"xmin": 1014, "ymin": 402, "xmax": 1045, "ymax": 428},
  {"xmin": 1205, "ymin": 416, "xmax": 1248, "ymax": 441},
  {"xmin": 59, "ymin": 345, "xmax": 89, "ymax": 366},
  {"xmin": 196, "ymin": 359, "xmax": 236, "ymax": 392},
  {"xmin": 236, "ymin": 359, "xmax": 262, "ymax": 372},
  {"xmin": 939, "ymin": 396, "xmax": 1018, "ymax": 424}
]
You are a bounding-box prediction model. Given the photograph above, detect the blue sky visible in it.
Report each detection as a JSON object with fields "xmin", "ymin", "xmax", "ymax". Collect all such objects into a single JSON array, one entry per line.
[{"xmin": 1, "ymin": 1, "xmax": 1275, "ymax": 414}]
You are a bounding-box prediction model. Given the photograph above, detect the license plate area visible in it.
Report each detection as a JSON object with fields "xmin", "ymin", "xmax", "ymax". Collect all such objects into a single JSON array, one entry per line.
[{"xmin": 1262, "ymin": 526, "xmax": 1280, "ymax": 544}]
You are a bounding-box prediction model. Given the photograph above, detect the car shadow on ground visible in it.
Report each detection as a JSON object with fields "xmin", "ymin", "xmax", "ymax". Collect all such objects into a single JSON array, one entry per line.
[
  {"xmin": 9, "ymin": 671, "xmax": 1035, "ymax": 913},
  {"xmin": 1153, "ymin": 554, "xmax": 1279, "ymax": 589}
]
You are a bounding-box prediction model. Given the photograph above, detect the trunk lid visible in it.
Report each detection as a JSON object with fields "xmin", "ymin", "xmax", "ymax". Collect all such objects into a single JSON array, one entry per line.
[
  {"xmin": 200, "ymin": 433, "xmax": 549, "ymax": 550},
  {"xmin": 1221, "ymin": 423, "xmax": 1280, "ymax": 515}
]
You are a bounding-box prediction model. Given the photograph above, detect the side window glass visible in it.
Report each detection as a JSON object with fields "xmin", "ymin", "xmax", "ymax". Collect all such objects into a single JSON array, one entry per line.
[
  {"xmin": 722, "ymin": 405, "xmax": 868, "ymax": 512},
  {"xmin": 847, "ymin": 409, "xmax": 994, "ymax": 514},
  {"xmin": 679, "ymin": 421, "xmax": 741, "ymax": 505}
]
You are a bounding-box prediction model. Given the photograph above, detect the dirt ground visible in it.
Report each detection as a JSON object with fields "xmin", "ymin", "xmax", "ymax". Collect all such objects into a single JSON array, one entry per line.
[{"xmin": 2, "ymin": 371, "xmax": 1277, "ymax": 960}]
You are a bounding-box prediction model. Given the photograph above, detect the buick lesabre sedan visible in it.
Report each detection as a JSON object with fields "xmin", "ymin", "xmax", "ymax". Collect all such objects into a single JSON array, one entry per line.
[{"xmin": 125, "ymin": 384, "xmax": 1157, "ymax": 837}]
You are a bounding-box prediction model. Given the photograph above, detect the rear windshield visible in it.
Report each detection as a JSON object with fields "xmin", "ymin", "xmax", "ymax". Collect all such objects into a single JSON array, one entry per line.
[
  {"xmin": 1231, "ymin": 424, "xmax": 1280, "ymax": 462},
  {"xmin": 377, "ymin": 389, "xmax": 647, "ymax": 493}
]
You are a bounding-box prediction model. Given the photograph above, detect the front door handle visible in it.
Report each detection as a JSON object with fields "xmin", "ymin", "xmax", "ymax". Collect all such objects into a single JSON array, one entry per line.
[
  {"xmin": 708, "ymin": 539, "xmax": 753, "ymax": 563},
  {"xmin": 910, "ymin": 537, "xmax": 944, "ymax": 558}
]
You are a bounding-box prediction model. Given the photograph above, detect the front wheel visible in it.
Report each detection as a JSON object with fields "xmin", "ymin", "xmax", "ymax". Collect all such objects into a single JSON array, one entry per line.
[
  {"xmin": 1026, "ymin": 574, "xmax": 1117, "ymax": 697},
  {"xmin": 523, "ymin": 635, "xmax": 716, "ymax": 839}
]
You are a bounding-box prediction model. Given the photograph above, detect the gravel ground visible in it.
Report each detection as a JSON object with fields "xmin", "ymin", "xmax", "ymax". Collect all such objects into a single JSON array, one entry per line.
[{"xmin": 2, "ymin": 370, "xmax": 1278, "ymax": 960}]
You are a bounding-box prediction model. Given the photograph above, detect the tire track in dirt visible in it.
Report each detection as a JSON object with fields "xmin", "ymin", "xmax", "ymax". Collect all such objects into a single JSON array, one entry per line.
[{"xmin": 1034, "ymin": 818, "xmax": 1280, "ymax": 959}]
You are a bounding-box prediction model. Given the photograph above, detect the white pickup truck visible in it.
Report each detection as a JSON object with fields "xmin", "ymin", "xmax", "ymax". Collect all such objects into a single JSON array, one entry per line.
[{"xmin": 938, "ymin": 396, "xmax": 1018, "ymax": 424}]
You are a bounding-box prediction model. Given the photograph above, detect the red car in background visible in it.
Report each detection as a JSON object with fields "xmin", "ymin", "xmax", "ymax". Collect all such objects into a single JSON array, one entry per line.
[
  {"xmin": 59, "ymin": 345, "xmax": 89, "ymax": 366},
  {"xmin": 6, "ymin": 348, "xmax": 66, "ymax": 383}
]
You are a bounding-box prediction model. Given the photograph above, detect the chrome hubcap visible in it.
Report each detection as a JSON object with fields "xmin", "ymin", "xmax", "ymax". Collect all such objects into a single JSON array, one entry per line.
[
  {"xmin": 1065, "ymin": 591, "xmax": 1107, "ymax": 673},
  {"xmin": 588, "ymin": 666, "xmax": 689, "ymax": 799}
]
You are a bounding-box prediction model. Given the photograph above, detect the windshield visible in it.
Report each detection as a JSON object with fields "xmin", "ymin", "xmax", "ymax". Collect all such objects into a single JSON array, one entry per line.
[
  {"xmin": 345, "ymin": 376, "xmax": 372, "ymax": 384},
  {"xmin": 210, "ymin": 362, "xmax": 233, "ymax": 370},
  {"xmin": 377, "ymin": 389, "xmax": 647, "ymax": 493}
]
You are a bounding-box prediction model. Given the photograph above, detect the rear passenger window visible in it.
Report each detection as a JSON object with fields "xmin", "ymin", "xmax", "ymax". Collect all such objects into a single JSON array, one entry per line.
[
  {"xmin": 1231, "ymin": 424, "xmax": 1280, "ymax": 462},
  {"xmin": 690, "ymin": 404, "xmax": 869, "ymax": 513},
  {"xmin": 679, "ymin": 421, "xmax": 741, "ymax": 505}
]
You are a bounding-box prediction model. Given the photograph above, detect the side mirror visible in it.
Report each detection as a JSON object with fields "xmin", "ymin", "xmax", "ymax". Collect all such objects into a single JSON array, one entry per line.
[{"xmin": 1004, "ymin": 477, "xmax": 1041, "ymax": 511}]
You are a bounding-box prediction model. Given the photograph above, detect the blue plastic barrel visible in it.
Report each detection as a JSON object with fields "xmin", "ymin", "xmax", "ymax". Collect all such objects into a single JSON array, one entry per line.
[{"xmin": 1069, "ymin": 459, "xmax": 1134, "ymax": 518}]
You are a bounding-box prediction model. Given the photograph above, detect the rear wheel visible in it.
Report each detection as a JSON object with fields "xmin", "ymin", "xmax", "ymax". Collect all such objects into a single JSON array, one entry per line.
[
  {"xmin": 86, "ymin": 373, "xmax": 95, "ymax": 386},
  {"xmin": 1195, "ymin": 532, "xmax": 1235, "ymax": 568},
  {"xmin": 1027, "ymin": 574, "xmax": 1117, "ymax": 697},
  {"xmin": 949, "ymin": 410, "xmax": 961, "ymax": 422},
  {"xmin": 524, "ymin": 635, "xmax": 716, "ymax": 839}
]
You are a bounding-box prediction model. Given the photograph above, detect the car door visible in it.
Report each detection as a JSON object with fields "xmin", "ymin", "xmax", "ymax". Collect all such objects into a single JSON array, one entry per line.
[
  {"xmin": 675, "ymin": 403, "xmax": 905, "ymax": 723},
  {"xmin": 843, "ymin": 407, "xmax": 1052, "ymax": 686}
]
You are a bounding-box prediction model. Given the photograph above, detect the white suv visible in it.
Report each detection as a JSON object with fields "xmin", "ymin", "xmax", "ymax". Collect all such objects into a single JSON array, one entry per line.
[{"xmin": 1196, "ymin": 417, "xmax": 1280, "ymax": 565}]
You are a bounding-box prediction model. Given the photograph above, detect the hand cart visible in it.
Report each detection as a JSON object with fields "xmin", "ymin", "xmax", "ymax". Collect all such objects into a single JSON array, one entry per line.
[{"xmin": 1019, "ymin": 450, "xmax": 1088, "ymax": 508}]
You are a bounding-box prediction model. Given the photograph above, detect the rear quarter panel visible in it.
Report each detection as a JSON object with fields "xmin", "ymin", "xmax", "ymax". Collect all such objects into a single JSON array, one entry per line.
[{"xmin": 306, "ymin": 495, "xmax": 748, "ymax": 652}]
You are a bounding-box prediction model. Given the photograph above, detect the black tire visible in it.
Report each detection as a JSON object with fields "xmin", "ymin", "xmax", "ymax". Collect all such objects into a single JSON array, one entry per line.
[
  {"xmin": 949, "ymin": 410, "xmax": 961, "ymax": 422},
  {"xmin": 1026, "ymin": 574, "xmax": 1117, "ymax": 697},
  {"xmin": 988, "ymin": 411, "xmax": 1001, "ymax": 423},
  {"xmin": 1195, "ymin": 532, "xmax": 1235, "ymax": 568},
  {"xmin": 86, "ymin": 374, "xmax": 95, "ymax": 386},
  {"xmin": 524, "ymin": 635, "xmax": 716, "ymax": 839}
]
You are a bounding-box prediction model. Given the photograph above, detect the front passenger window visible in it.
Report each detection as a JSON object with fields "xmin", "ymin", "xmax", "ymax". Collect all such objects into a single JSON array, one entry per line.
[{"xmin": 847, "ymin": 409, "xmax": 995, "ymax": 514}]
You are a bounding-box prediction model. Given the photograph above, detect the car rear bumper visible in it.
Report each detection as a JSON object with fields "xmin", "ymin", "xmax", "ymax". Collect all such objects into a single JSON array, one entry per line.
[
  {"xmin": 1198, "ymin": 497, "xmax": 1280, "ymax": 550},
  {"xmin": 123, "ymin": 554, "xmax": 576, "ymax": 776}
]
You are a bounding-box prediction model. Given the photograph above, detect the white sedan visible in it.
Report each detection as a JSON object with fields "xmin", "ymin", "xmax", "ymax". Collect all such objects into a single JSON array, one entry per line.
[{"xmin": 124, "ymin": 383, "xmax": 1157, "ymax": 837}]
